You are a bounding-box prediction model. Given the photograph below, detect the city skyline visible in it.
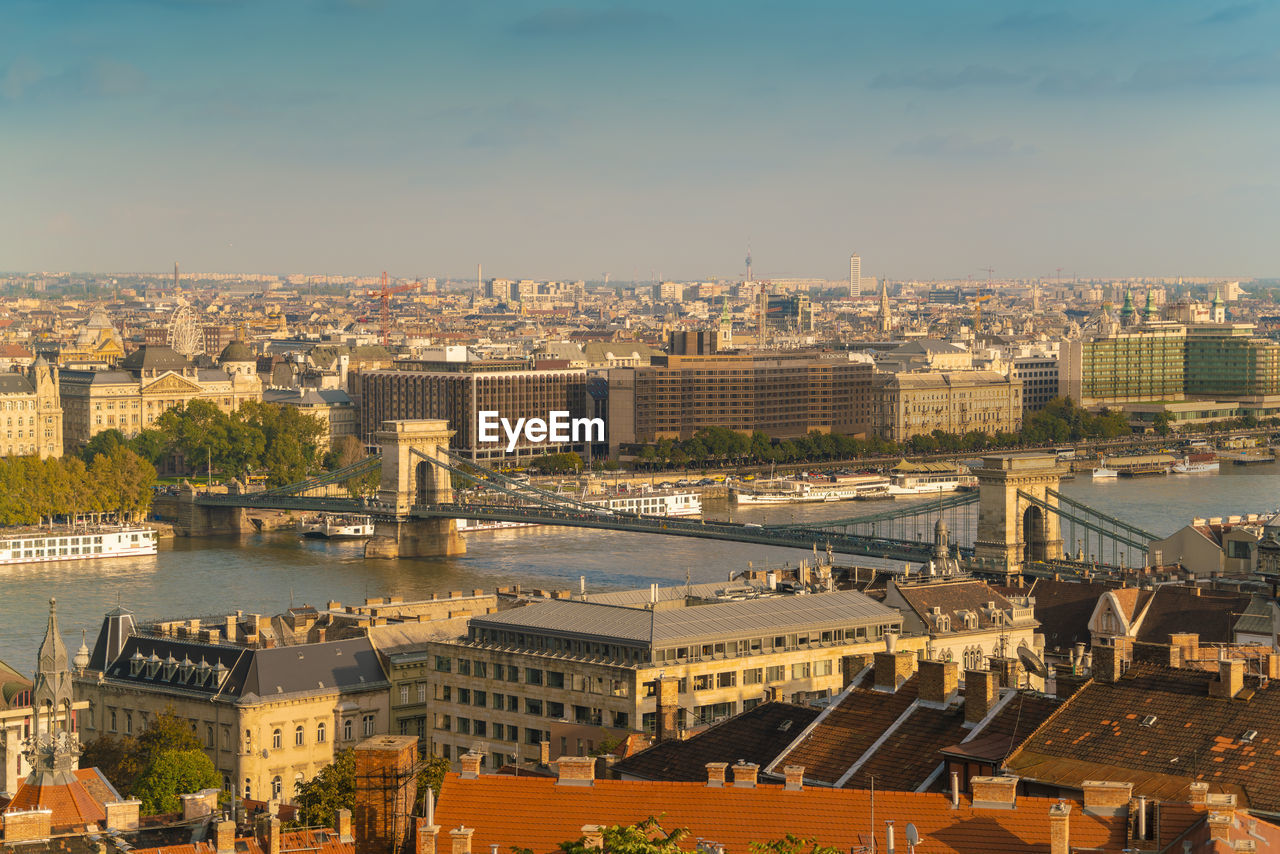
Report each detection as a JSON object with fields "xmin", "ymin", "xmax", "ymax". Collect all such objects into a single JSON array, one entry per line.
[{"xmin": 2, "ymin": 0, "xmax": 1277, "ymax": 280}]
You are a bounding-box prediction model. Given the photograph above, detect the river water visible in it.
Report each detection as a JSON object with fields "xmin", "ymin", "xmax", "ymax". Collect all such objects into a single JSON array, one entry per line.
[{"xmin": 3, "ymin": 461, "xmax": 1278, "ymax": 669}]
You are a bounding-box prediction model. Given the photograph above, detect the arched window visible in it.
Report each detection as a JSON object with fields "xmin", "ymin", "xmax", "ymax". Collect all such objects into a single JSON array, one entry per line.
[
  {"xmin": 206, "ymin": 725, "xmax": 214, "ymax": 748},
  {"xmin": 317, "ymin": 722, "xmax": 327, "ymax": 743},
  {"xmin": 272, "ymin": 728, "xmax": 282, "ymax": 750},
  {"xmin": 271, "ymin": 776, "xmax": 282, "ymax": 798},
  {"xmin": 343, "ymin": 719, "xmax": 353, "ymax": 741},
  {"xmin": 244, "ymin": 779, "xmax": 252, "ymax": 799},
  {"xmin": 295, "ymin": 725, "xmax": 304, "ymax": 746}
]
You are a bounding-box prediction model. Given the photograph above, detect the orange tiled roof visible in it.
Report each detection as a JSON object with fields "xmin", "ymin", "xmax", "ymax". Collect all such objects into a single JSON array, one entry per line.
[
  {"xmin": 6, "ymin": 773, "xmax": 107, "ymax": 830},
  {"xmin": 141, "ymin": 828, "xmax": 351, "ymax": 854},
  {"xmin": 433, "ymin": 773, "xmax": 1129, "ymax": 854}
]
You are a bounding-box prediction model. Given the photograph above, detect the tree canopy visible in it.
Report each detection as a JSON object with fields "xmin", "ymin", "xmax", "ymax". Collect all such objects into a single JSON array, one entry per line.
[
  {"xmin": 292, "ymin": 748, "xmax": 450, "ymax": 829},
  {"xmin": 80, "ymin": 708, "xmax": 206, "ymax": 806},
  {"xmin": 131, "ymin": 748, "xmax": 220, "ymax": 815},
  {"xmin": 0, "ymin": 446, "xmax": 155, "ymax": 525},
  {"xmin": 150, "ymin": 399, "xmax": 326, "ymax": 485}
]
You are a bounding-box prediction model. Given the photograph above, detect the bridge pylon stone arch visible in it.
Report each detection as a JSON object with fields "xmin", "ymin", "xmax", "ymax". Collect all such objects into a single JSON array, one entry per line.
[
  {"xmin": 973, "ymin": 453, "xmax": 1066, "ymax": 578},
  {"xmin": 364, "ymin": 419, "xmax": 465, "ymax": 559}
]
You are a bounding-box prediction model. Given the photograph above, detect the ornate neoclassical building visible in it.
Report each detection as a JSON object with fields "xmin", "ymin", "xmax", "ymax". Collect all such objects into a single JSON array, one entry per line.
[{"xmin": 59, "ymin": 344, "xmax": 262, "ymax": 450}]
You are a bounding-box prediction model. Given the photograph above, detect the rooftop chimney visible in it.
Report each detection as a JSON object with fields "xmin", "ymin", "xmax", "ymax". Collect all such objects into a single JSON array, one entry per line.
[
  {"xmin": 965, "ymin": 669, "xmax": 999, "ymax": 725},
  {"xmin": 415, "ymin": 819, "xmax": 440, "ymax": 854},
  {"xmin": 970, "ymin": 775, "xmax": 1018, "ymax": 810},
  {"xmin": 556, "ymin": 755, "xmax": 595, "ymax": 786},
  {"xmin": 450, "ymin": 827, "xmax": 474, "ymax": 854},
  {"xmin": 1189, "ymin": 782, "xmax": 1210, "ymax": 806},
  {"xmin": 1209, "ymin": 658, "xmax": 1245, "ymax": 699},
  {"xmin": 783, "ymin": 765, "xmax": 804, "ymax": 791},
  {"xmin": 731, "ymin": 761, "xmax": 758, "ymax": 788},
  {"xmin": 874, "ymin": 649, "xmax": 916, "ymax": 693},
  {"xmin": 1049, "ymin": 802, "xmax": 1071, "ymax": 854},
  {"xmin": 918, "ymin": 659, "xmax": 959, "ymax": 706},
  {"xmin": 1082, "ymin": 780, "xmax": 1133, "ymax": 816},
  {"xmin": 459, "ymin": 751, "xmax": 482, "ymax": 779},
  {"xmin": 705, "ymin": 762, "xmax": 727, "ymax": 787},
  {"xmin": 215, "ymin": 818, "xmax": 236, "ymax": 854},
  {"xmin": 654, "ymin": 674, "xmax": 680, "ymax": 741},
  {"xmin": 336, "ymin": 808, "xmax": 354, "ymax": 844}
]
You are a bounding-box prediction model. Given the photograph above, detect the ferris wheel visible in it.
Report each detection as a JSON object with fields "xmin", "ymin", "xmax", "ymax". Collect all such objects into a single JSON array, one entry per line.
[{"xmin": 167, "ymin": 304, "xmax": 204, "ymax": 357}]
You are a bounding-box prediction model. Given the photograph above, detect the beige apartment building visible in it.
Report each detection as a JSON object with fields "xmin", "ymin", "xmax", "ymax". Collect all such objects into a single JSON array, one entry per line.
[
  {"xmin": 59, "ymin": 345, "xmax": 262, "ymax": 449},
  {"xmin": 0, "ymin": 358, "xmax": 63, "ymax": 458},
  {"xmin": 873, "ymin": 370, "xmax": 1022, "ymax": 442},
  {"xmin": 74, "ymin": 607, "xmax": 389, "ymax": 804},
  {"xmin": 390, "ymin": 588, "xmax": 917, "ymax": 770}
]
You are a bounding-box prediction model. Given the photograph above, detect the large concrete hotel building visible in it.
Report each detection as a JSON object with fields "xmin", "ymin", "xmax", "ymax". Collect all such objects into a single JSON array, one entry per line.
[
  {"xmin": 606, "ymin": 351, "xmax": 876, "ymax": 451},
  {"xmin": 355, "ymin": 356, "xmax": 594, "ymax": 463}
]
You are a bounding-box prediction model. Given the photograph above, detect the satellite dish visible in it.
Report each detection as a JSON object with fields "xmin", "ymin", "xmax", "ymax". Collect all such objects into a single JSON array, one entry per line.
[
  {"xmin": 904, "ymin": 823, "xmax": 920, "ymax": 847},
  {"xmin": 1018, "ymin": 646, "xmax": 1049, "ymax": 678}
]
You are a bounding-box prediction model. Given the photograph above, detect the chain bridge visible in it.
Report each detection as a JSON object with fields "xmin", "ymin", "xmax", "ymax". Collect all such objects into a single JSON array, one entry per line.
[{"xmin": 179, "ymin": 419, "xmax": 1161, "ymax": 579}]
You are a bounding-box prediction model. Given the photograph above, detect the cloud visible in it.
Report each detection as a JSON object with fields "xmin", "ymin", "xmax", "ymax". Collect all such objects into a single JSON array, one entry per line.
[
  {"xmin": 1, "ymin": 59, "xmax": 147, "ymax": 101},
  {"xmin": 1, "ymin": 59, "xmax": 43, "ymax": 100},
  {"xmin": 511, "ymin": 5, "xmax": 671, "ymax": 37},
  {"xmin": 870, "ymin": 65, "xmax": 1028, "ymax": 91},
  {"xmin": 1036, "ymin": 51, "xmax": 1280, "ymax": 93},
  {"xmin": 992, "ymin": 11, "xmax": 1097, "ymax": 36},
  {"xmin": 893, "ymin": 134, "xmax": 1036, "ymax": 159},
  {"xmin": 1199, "ymin": 3, "xmax": 1259, "ymax": 24}
]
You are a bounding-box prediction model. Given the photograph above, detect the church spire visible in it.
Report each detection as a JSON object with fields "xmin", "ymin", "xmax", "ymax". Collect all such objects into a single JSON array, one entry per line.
[{"xmin": 27, "ymin": 598, "xmax": 79, "ymax": 779}]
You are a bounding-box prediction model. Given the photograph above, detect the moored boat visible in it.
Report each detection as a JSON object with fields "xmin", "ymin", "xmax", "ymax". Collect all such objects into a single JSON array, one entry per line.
[{"xmin": 0, "ymin": 525, "xmax": 158, "ymax": 565}]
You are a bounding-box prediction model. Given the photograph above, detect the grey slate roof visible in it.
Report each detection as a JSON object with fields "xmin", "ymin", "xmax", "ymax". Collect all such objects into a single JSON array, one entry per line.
[
  {"xmin": 120, "ymin": 345, "xmax": 193, "ymax": 372},
  {"xmin": 470, "ymin": 589, "xmax": 898, "ymax": 648},
  {"xmin": 0, "ymin": 373, "xmax": 35, "ymax": 394},
  {"xmin": 95, "ymin": 632, "xmax": 386, "ymax": 702}
]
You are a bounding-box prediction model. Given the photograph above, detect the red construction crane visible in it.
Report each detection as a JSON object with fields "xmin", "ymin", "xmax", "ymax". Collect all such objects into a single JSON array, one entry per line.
[{"xmin": 365, "ymin": 272, "xmax": 422, "ymax": 346}]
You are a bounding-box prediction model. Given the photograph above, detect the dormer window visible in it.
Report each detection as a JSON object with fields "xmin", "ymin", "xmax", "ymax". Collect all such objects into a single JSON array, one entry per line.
[
  {"xmin": 130, "ymin": 650, "xmax": 145, "ymax": 676},
  {"xmin": 213, "ymin": 661, "xmax": 229, "ymax": 687},
  {"xmin": 936, "ymin": 616, "xmax": 951, "ymax": 632},
  {"xmin": 145, "ymin": 652, "xmax": 162, "ymax": 678},
  {"xmin": 963, "ymin": 612, "xmax": 978, "ymax": 630},
  {"xmin": 197, "ymin": 659, "xmax": 212, "ymax": 686},
  {"xmin": 180, "ymin": 656, "xmax": 195, "ymax": 682},
  {"xmin": 163, "ymin": 655, "xmax": 178, "ymax": 681}
]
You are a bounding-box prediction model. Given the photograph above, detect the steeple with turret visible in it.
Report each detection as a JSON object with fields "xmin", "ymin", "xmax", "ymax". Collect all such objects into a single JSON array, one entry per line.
[{"xmin": 26, "ymin": 598, "xmax": 80, "ymax": 781}]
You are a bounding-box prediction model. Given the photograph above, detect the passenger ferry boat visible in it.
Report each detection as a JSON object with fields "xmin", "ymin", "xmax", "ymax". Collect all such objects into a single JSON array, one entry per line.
[
  {"xmin": 0, "ymin": 526, "xmax": 158, "ymax": 565},
  {"xmin": 1092, "ymin": 460, "xmax": 1118, "ymax": 479},
  {"xmin": 458, "ymin": 490, "xmax": 701, "ymax": 533},
  {"xmin": 885, "ymin": 462, "xmax": 977, "ymax": 497},
  {"xmin": 734, "ymin": 476, "xmax": 892, "ymax": 505},
  {"xmin": 297, "ymin": 514, "xmax": 375, "ymax": 539},
  {"xmin": 1172, "ymin": 453, "xmax": 1219, "ymax": 475}
]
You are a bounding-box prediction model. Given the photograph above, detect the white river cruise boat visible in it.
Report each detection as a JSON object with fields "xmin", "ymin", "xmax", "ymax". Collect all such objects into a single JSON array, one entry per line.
[
  {"xmin": 885, "ymin": 461, "xmax": 978, "ymax": 497},
  {"xmin": 0, "ymin": 526, "xmax": 158, "ymax": 565},
  {"xmin": 297, "ymin": 514, "xmax": 375, "ymax": 539},
  {"xmin": 458, "ymin": 490, "xmax": 701, "ymax": 532}
]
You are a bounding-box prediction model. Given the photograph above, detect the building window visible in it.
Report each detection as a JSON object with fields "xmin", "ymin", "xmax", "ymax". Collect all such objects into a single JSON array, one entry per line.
[
  {"xmin": 792, "ymin": 662, "xmax": 812, "ymax": 680},
  {"xmin": 317, "ymin": 722, "xmax": 327, "ymax": 743},
  {"xmin": 343, "ymin": 719, "xmax": 353, "ymax": 740},
  {"xmin": 416, "ymin": 683, "xmax": 427, "ymax": 703},
  {"xmin": 295, "ymin": 725, "xmax": 304, "ymax": 746},
  {"xmin": 363, "ymin": 714, "xmax": 375, "ymax": 736},
  {"xmin": 271, "ymin": 776, "xmax": 282, "ymax": 798},
  {"xmin": 206, "ymin": 725, "xmax": 214, "ymax": 748},
  {"xmin": 272, "ymin": 729, "xmax": 282, "ymax": 749},
  {"xmin": 400, "ymin": 685, "xmax": 410, "ymax": 704}
]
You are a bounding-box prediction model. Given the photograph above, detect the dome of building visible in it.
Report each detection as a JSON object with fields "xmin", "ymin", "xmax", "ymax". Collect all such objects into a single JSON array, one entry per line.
[{"xmin": 218, "ymin": 340, "xmax": 254, "ymax": 363}]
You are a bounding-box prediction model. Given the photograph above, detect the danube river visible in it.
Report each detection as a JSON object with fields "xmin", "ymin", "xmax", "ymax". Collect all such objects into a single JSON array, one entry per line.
[{"xmin": 3, "ymin": 461, "xmax": 1279, "ymax": 668}]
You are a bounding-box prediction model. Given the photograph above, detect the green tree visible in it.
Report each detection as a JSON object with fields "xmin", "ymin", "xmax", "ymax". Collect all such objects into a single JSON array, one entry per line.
[
  {"xmin": 294, "ymin": 748, "xmax": 450, "ymax": 829},
  {"xmin": 515, "ymin": 817, "xmax": 689, "ymax": 854},
  {"xmin": 1153, "ymin": 412, "xmax": 1173, "ymax": 436},
  {"xmin": 81, "ymin": 429, "xmax": 128, "ymax": 464},
  {"xmin": 80, "ymin": 734, "xmax": 145, "ymax": 794},
  {"xmin": 750, "ymin": 835, "xmax": 842, "ymax": 854},
  {"xmin": 294, "ymin": 748, "xmax": 356, "ymax": 828},
  {"xmin": 131, "ymin": 748, "xmax": 219, "ymax": 815}
]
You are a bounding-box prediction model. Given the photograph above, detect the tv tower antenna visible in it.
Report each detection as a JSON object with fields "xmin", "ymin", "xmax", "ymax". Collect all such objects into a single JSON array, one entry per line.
[{"xmin": 745, "ymin": 243, "xmax": 753, "ymax": 283}]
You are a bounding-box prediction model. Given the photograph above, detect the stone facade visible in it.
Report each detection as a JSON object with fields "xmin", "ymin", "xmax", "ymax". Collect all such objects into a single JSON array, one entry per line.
[
  {"xmin": 0, "ymin": 358, "xmax": 62, "ymax": 458},
  {"xmin": 973, "ymin": 453, "xmax": 1066, "ymax": 575}
]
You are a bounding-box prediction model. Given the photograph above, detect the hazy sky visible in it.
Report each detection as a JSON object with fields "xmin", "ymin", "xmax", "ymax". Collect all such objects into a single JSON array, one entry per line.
[{"xmin": 2, "ymin": 0, "xmax": 1277, "ymax": 281}]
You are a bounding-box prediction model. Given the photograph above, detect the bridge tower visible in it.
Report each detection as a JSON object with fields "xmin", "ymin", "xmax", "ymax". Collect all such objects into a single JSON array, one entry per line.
[
  {"xmin": 973, "ymin": 453, "xmax": 1066, "ymax": 577},
  {"xmin": 364, "ymin": 420, "xmax": 465, "ymax": 559}
]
